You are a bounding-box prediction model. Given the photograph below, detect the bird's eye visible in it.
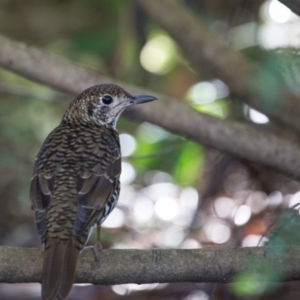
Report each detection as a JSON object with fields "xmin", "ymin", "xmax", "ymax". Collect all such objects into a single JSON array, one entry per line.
[{"xmin": 101, "ymin": 95, "xmax": 113, "ymax": 105}]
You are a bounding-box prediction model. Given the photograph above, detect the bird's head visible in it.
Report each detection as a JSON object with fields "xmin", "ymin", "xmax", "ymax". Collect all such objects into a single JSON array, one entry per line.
[{"xmin": 63, "ymin": 84, "xmax": 157, "ymax": 128}]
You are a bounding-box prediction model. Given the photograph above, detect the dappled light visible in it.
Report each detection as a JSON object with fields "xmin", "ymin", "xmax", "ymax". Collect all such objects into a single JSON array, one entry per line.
[
  {"xmin": 242, "ymin": 234, "xmax": 267, "ymax": 247},
  {"xmin": 155, "ymin": 196, "xmax": 179, "ymax": 221},
  {"xmin": 204, "ymin": 220, "xmax": 231, "ymax": 244},
  {"xmin": 233, "ymin": 205, "xmax": 252, "ymax": 226},
  {"xmin": 247, "ymin": 107, "xmax": 270, "ymax": 124},
  {"xmin": 183, "ymin": 290, "xmax": 209, "ymax": 300},
  {"xmin": 120, "ymin": 133, "xmax": 137, "ymax": 157},
  {"xmin": 137, "ymin": 122, "xmax": 170, "ymax": 144},
  {"xmin": 289, "ymin": 191, "xmax": 300, "ymax": 207},
  {"xmin": 214, "ymin": 196, "xmax": 235, "ymax": 218},
  {"xmin": 102, "ymin": 208, "xmax": 126, "ymax": 229},
  {"xmin": 140, "ymin": 34, "xmax": 177, "ymax": 74},
  {"xmin": 132, "ymin": 196, "xmax": 154, "ymax": 224},
  {"xmin": 1, "ymin": 0, "xmax": 300, "ymax": 299},
  {"xmin": 267, "ymin": 0, "xmax": 292, "ymax": 24},
  {"xmin": 188, "ymin": 81, "xmax": 218, "ymax": 104},
  {"xmin": 120, "ymin": 162, "xmax": 136, "ymax": 184},
  {"xmin": 186, "ymin": 80, "xmax": 229, "ymax": 118},
  {"xmin": 259, "ymin": 1, "xmax": 300, "ymax": 48}
]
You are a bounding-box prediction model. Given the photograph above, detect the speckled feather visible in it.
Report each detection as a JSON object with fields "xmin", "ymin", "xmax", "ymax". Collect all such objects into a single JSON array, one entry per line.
[
  {"xmin": 31, "ymin": 122, "xmax": 121, "ymax": 241},
  {"xmin": 29, "ymin": 84, "xmax": 144, "ymax": 300}
]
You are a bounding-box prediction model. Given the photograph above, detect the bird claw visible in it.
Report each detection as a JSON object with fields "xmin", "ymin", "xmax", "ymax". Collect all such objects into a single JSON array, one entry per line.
[{"xmin": 84, "ymin": 241, "xmax": 102, "ymax": 264}]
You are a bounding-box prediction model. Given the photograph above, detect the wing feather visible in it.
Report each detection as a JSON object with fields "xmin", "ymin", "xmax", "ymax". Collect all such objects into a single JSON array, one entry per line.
[
  {"xmin": 30, "ymin": 125, "xmax": 121, "ymax": 238},
  {"xmin": 30, "ymin": 174, "xmax": 52, "ymax": 211},
  {"xmin": 30, "ymin": 127, "xmax": 61, "ymax": 236},
  {"xmin": 73, "ymin": 155, "xmax": 121, "ymax": 236},
  {"xmin": 30, "ymin": 170, "xmax": 54, "ymax": 236}
]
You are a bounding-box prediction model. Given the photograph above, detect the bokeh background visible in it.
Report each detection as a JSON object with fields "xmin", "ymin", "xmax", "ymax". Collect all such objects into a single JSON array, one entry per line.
[{"xmin": 1, "ymin": 0, "xmax": 300, "ymax": 299}]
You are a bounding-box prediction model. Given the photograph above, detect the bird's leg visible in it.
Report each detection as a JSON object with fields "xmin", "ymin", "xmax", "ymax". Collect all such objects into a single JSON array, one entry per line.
[
  {"xmin": 92, "ymin": 224, "xmax": 103, "ymax": 263},
  {"xmin": 83, "ymin": 223, "xmax": 103, "ymax": 263}
]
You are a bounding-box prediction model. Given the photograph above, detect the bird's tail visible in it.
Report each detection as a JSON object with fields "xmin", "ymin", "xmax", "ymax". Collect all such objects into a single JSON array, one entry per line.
[{"xmin": 42, "ymin": 238, "xmax": 80, "ymax": 300}]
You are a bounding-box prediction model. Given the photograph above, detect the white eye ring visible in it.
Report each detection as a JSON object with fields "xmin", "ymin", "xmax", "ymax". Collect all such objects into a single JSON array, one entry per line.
[{"xmin": 101, "ymin": 95, "xmax": 114, "ymax": 105}]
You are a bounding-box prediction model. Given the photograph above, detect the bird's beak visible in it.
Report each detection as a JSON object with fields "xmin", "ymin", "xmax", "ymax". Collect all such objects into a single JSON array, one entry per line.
[{"xmin": 131, "ymin": 94, "xmax": 157, "ymax": 104}]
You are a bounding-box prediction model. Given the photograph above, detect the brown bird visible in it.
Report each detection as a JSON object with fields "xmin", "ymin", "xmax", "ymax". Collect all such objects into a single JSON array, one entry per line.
[{"xmin": 30, "ymin": 84, "xmax": 156, "ymax": 300}]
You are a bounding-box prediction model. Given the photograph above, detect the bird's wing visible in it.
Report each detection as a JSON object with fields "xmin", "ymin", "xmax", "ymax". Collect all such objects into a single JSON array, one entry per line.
[
  {"xmin": 30, "ymin": 127, "xmax": 62, "ymax": 236},
  {"xmin": 30, "ymin": 125, "xmax": 121, "ymax": 237},
  {"xmin": 73, "ymin": 145, "xmax": 121, "ymax": 236},
  {"xmin": 30, "ymin": 160, "xmax": 56, "ymax": 236},
  {"xmin": 30, "ymin": 165, "xmax": 55, "ymax": 210}
]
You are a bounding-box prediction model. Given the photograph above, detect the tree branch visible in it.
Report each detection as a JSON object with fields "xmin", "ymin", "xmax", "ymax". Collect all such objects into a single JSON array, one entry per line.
[
  {"xmin": 137, "ymin": 0, "xmax": 300, "ymax": 132},
  {"xmin": 1, "ymin": 34, "xmax": 300, "ymax": 178},
  {"xmin": 1, "ymin": 246, "xmax": 300, "ymax": 284}
]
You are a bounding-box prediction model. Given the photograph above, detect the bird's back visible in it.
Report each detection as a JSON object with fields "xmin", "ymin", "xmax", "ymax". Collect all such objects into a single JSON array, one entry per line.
[{"xmin": 31, "ymin": 121, "xmax": 121, "ymax": 299}]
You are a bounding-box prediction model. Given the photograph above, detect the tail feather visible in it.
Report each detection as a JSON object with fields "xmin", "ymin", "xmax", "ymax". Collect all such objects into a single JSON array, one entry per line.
[
  {"xmin": 42, "ymin": 238, "xmax": 80, "ymax": 300},
  {"xmin": 57, "ymin": 240, "xmax": 80, "ymax": 299}
]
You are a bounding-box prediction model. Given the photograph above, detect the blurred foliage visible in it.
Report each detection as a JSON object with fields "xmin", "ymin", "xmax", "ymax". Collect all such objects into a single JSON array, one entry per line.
[
  {"xmin": 231, "ymin": 272, "xmax": 280, "ymax": 297},
  {"xmin": 173, "ymin": 141, "xmax": 203, "ymax": 186},
  {"xmin": 266, "ymin": 208, "xmax": 300, "ymax": 256},
  {"xmin": 1, "ymin": 0, "xmax": 300, "ymax": 299}
]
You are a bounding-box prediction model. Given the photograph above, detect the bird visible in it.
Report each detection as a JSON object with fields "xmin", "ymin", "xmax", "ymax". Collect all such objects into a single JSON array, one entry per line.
[{"xmin": 30, "ymin": 84, "xmax": 156, "ymax": 300}]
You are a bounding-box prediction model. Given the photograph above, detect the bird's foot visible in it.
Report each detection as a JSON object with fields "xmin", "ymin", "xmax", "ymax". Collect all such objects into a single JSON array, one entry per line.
[{"xmin": 84, "ymin": 241, "xmax": 103, "ymax": 264}]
